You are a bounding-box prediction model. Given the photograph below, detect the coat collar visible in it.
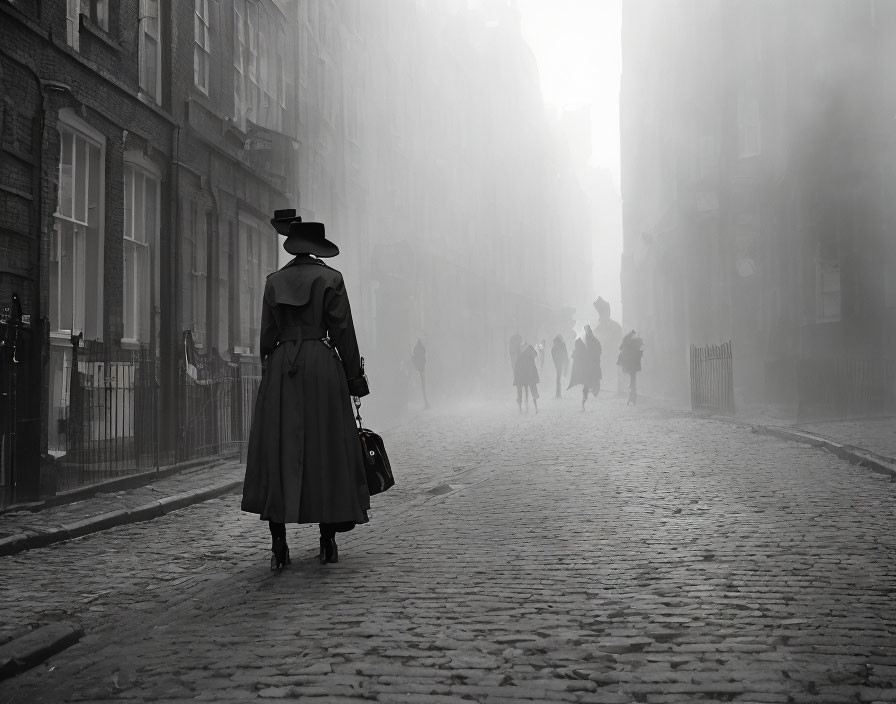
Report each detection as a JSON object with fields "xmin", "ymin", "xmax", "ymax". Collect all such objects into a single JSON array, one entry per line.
[{"xmin": 283, "ymin": 255, "xmax": 326, "ymax": 269}]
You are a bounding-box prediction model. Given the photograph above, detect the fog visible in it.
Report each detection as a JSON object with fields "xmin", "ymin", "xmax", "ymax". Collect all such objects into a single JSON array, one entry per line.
[
  {"xmin": 283, "ymin": 0, "xmax": 621, "ymax": 428},
  {"xmin": 281, "ymin": 0, "xmax": 896, "ymax": 425},
  {"xmin": 619, "ymin": 0, "xmax": 896, "ymax": 419}
]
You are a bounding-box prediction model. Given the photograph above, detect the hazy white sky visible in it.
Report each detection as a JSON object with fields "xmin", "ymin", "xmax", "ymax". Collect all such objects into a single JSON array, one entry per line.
[
  {"xmin": 516, "ymin": 0, "xmax": 624, "ymax": 312},
  {"xmin": 517, "ymin": 0, "xmax": 622, "ymax": 190}
]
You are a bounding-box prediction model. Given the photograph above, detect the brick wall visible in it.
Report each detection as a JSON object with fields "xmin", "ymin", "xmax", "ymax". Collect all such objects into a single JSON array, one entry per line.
[{"xmin": 1, "ymin": 2, "xmax": 175, "ymax": 476}]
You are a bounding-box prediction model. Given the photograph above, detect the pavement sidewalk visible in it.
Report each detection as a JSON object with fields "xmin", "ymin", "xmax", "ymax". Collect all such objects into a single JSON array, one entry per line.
[
  {"xmin": 639, "ymin": 393, "xmax": 896, "ymax": 479},
  {"xmin": 0, "ymin": 459, "xmax": 245, "ymax": 558}
]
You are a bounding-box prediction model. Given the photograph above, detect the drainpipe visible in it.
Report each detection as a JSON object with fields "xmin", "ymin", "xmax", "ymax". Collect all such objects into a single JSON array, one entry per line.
[{"xmin": 0, "ymin": 46, "xmax": 69, "ymax": 498}]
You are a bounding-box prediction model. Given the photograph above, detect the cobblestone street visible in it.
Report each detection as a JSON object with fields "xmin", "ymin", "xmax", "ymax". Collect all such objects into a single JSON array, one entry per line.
[{"xmin": 1, "ymin": 396, "xmax": 895, "ymax": 703}]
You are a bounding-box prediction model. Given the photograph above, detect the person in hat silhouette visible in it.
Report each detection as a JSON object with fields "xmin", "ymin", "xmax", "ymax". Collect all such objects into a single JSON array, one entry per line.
[
  {"xmin": 617, "ymin": 330, "xmax": 644, "ymax": 406},
  {"xmin": 242, "ymin": 209, "xmax": 371, "ymax": 568},
  {"xmin": 567, "ymin": 325, "xmax": 602, "ymax": 410}
]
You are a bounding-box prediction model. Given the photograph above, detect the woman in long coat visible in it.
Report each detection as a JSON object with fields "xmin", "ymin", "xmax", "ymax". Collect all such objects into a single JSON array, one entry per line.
[
  {"xmin": 550, "ymin": 334, "xmax": 569, "ymax": 398},
  {"xmin": 568, "ymin": 325, "xmax": 602, "ymax": 409},
  {"xmin": 513, "ymin": 343, "xmax": 540, "ymax": 413},
  {"xmin": 585, "ymin": 325, "xmax": 603, "ymax": 396},
  {"xmin": 617, "ymin": 330, "xmax": 644, "ymax": 406},
  {"xmin": 242, "ymin": 210, "xmax": 370, "ymax": 569}
]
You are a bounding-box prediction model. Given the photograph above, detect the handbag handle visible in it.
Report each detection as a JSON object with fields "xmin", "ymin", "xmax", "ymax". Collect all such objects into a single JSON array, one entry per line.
[{"xmin": 353, "ymin": 395, "xmax": 363, "ymax": 429}]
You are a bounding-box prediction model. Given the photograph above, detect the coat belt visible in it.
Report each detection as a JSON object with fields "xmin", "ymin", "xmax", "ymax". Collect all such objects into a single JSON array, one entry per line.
[
  {"xmin": 277, "ymin": 325, "xmax": 327, "ymax": 343},
  {"xmin": 275, "ymin": 326, "xmax": 336, "ymax": 377}
]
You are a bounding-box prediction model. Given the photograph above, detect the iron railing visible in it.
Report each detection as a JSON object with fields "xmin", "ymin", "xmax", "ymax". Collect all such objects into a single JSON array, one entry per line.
[
  {"xmin": 48, "ymin": 339, "xmax": 161, "ymax": 493},
  {"xmin": 796, "ymin": 358, "xmax": 896, "ymax": 422},
  {"xmin": 690, "ymin": 340, "xmax": 735, "ymax": 413}
]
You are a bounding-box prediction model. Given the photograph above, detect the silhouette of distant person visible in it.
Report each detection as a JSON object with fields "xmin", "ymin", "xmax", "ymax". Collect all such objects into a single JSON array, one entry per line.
[
  {"xmin": 513, "ymin": 343, "xmax": 540, "ymax": 414},
  {"xmin": 593, "ymin": 296, "xmax": 622, "ymax": 377},
  {"xmin": 550, "ymin": 334, "xmax": 569, "ymax": 398},
  {"xmin": 568, "ymin": 325, "xmax": 602, "ymax": 410},
  {"xmin": 617, "ymin": 330, "xmax": 644, "ymax": 406},
  {"xmin": 411, "ymin": 338, "xmax": 429, "ymax": 409}
]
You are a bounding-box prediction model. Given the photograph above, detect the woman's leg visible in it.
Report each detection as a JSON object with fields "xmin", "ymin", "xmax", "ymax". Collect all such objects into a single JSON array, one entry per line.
[
  {"xmin": 269, "ymin": 521, "xmax": 286, "ymax": 541},
  {"xmin": 318, "ymin": 522, "xmax": 354, "ymax": 564},
  {"xmin": 268, "ymin": 521, "xmax": 289, "ymax": 570}
]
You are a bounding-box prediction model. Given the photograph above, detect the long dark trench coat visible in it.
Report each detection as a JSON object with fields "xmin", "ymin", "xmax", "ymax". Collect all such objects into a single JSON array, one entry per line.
[
  {"xmin": 567, "ymin": 334, "xmax": 602, "ymax": 391},
  {"xmin": 241, "ymin": 255, "xmax": 370, "ymax": 525}
]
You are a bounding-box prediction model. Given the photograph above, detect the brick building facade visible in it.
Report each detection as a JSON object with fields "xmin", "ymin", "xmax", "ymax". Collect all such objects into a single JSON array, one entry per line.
[{"xmin": 0, "ymin": 0, "xmax": 296, "ymax": 502}]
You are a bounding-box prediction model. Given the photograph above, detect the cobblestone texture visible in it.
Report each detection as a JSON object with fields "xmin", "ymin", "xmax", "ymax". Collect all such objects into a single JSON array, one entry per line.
[
  {"xmin": 1, "ymin": 396, "xmax": 895, "ymax": 703},
  {"xmin": 0, "ymin": 461, "xmax": 244, "ymax": 550}
]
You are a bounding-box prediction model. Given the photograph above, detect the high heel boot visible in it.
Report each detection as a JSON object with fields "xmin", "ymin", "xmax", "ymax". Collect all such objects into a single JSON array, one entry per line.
[
  {"xmin": 318, "ymin": 536, "xmax": 338, "ymax": 564},
  {"xmin": 271, "ymin": 536, "xmax": 291, "ymax": 571}
]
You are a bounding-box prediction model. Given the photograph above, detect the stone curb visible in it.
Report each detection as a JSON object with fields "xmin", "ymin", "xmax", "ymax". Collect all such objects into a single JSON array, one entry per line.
[
  {"xmin": 0, "ymin": 622, "xmax": 84, "ymax": 680},
  {"xmin": 634, "ymin": 397, "xmax": 896, "ymax": 480},
  {"xmin": 0, "ymin": 480, "xmax": 242, "ymax": 557},
  {"xmin": 751, "ymin": 424, "xmax": 896, "ymax": 479},
  {"xmin": 0, "ymin": 454, "xmax": 239, "ymax": 517}
]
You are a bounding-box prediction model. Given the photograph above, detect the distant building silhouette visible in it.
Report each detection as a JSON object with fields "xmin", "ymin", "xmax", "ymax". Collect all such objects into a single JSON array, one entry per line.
[{"xmin": 620, "ymin": 1, "xmax": 896, "ymax": 406}]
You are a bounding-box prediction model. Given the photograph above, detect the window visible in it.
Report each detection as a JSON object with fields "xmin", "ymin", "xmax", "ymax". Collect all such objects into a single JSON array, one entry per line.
[
  {"xmin": 52, "ymin": 114, "xmax": 104, "ymax": 341},
  {"xmin": 237, "ymin": 217, "xmax": 276, "ymax": 356},
  {"xmin": 194, "ymin": 0, "xmax": 210, "ymax": 93},
  {"xmin": 247, "ymin": 2, "xmax": 259, "ymax": 114},
  {"xmin": 182, "ymin": 200, "xmax": 208, "ymax": 346},
  {"xmin": 83, "ymin": 0, "xmax": 108, "ymax": 31},
  {"xmin": 276, "ymin": 39, "xmax": 285, "ymax": 109},
  {"xmin": 139, "ymin": 0, "xmax": 161, "ymax": 101},
  {"xmin": 123, "ymin": 163, "xmax": 158, "ymax": 344},
  {"xmin": 233, "ymin": 2, "xmax": 286, "ymax": 131},
  {"xmin": 817, "ymin": 238, "xmax": 841, "ymax": 322},
  {"xmin": 233, "ymin": 0, "xmax": 247, "ymax": 129},
  {"xmin": 66, "ymin": 0, "xmax": 79, "ymax": 50}
]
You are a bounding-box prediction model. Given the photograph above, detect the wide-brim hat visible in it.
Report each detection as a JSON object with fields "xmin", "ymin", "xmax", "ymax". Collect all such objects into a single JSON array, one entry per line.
[
  {"xmin": 284, "ymin": 220, "xmax": 339, "ymax": 258},
  {"xmin": 270, "ymin": 208, "xmax": 300, "ymax": 235},
  {"xmin": 270, "ymin": 209, "xmax": 339, "ymax": 257}
]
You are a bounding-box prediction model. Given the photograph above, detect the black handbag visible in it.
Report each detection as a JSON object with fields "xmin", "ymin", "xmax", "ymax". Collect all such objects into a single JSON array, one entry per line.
[{"xmin": 353, "ymin": 396, "xmax": 394, "ymax": 496}]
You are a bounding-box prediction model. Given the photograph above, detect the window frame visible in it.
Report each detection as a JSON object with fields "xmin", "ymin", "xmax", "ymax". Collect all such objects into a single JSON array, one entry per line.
[
  {"xmin": 122, "ymin": 157, "xmax": 161, "ymax": 346},
  {"xmin": 193, "ymin": 0, "xmax": 211, "ymax": 94},
  {"xmin": 236, "ymin": 214, "xmax": 276, "ymax": 357},
  {"xmin": 52, "ymin": 109, "xmax": 106, "ymax": 343},
  {"xmin": 139, "ymin": 0, "xmax": 162, "ymax": 102},
  {"xmin": 66, "ymin": 0, "xmax": 80, "ymax": 50},
  {"xmin": 816, "ymin": 241, "xmax": 842, "ymax": 323},
  {"xmin": 181, "ymin": 199, "xmax": 209, "ymax": 348},
  {"xmin": 84, "ymin": 0, "xmax": 109, "ymax": 31}
]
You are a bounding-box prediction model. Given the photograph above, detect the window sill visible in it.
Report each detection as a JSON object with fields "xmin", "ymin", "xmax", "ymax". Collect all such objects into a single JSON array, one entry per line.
[
  {"xmin": 137, "ymin": 90, "xmax": 162, "ymax": 109},
  {"xmin": 50, "ymin": 331, "xmax": 84, "ymax": 347},
  {"xmin": 79, "ymin": 14, "xmax": 122, "ymax": 54},
  {"xmin": 120, "ymin": 338, "xmax": 142, "ymax": 351}
]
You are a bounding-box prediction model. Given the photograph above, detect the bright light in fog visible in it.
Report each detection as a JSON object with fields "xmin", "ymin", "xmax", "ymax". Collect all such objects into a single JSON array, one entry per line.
[{"xmin": 518, "ymin": 0, "xmax": 621, "ymax": 187}]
